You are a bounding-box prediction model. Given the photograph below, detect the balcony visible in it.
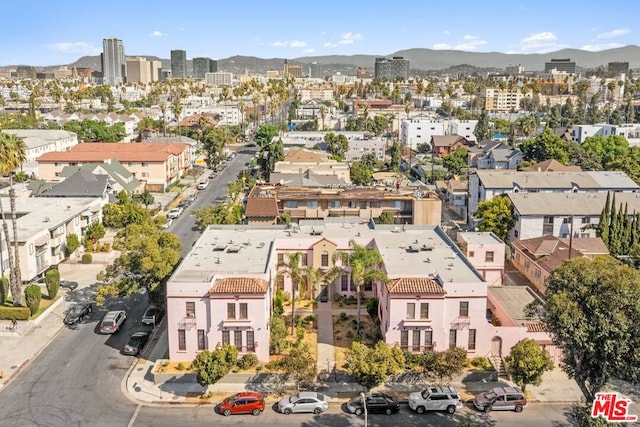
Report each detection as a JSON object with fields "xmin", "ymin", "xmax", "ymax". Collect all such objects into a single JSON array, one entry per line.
[
  {"xmin": 397, "ymin": 343, "xmax": 436, "ymax": 353},
  {"xmin": 179, "ymin": 315, "xmax": 197, "ymax": 330},
  {"xmin": 451, "ymin": 316, "xmax": 470, "ymax": 329},
  {"xmin": 221, "ymin": 318, "xmax": 253, "ymax": 328},
  {"xmin": 402, "ymin": 318, "xmax": 432, "ymax": 327}
]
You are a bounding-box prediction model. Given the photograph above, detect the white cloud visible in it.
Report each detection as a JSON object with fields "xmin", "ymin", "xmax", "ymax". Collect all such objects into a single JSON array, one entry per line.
[
  {"xmin": 338, "ymin": 32, "xmax": 363, "ymax": 45},
  {"xmin": 442, "ymin": 30, "xmax": 450, "ymax": 35},
  {"xmin": 521, "ymin": 32, "xmax": 557, "ymax": 43},
  {"xmin": 323, "ymin": 42, "xmax": 338, "ymax": 48},
  {"xmin": 581, "ymin": 42, "xmax": 623, "ymax": 51},
  {"xmin": 43, "ymin": 42, "xmax": 101, "ymax": 56},
  {"xmin": 432, "ymin": 35, "xmax": 487, "ymax": 51},
  {"xmin": 597, "ymin": 28, "xmax": 630, "ymax": 39},
  {"xmin": 302, "ymin": 48, "xmax": 315, "ymax": 54},
  {"xmin": 517, "ymin": 32, "xmax": 564, "ymax": 53},
  {"xmin": 273, "ymin": 40, "xmax": 307, "ymax": 48},
  {"xmin": 149, "ymin": 30, "xmax": 168, "ymax": 38}
]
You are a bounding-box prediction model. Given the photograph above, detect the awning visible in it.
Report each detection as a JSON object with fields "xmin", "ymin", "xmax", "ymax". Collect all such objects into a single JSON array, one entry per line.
[
  {"xmin": 402, "ymin": 319, "xmax": 432, "ymax": 328},
  {"xmin": 221, "ymin": 319, "xmax": 253, "ymax": 328}
]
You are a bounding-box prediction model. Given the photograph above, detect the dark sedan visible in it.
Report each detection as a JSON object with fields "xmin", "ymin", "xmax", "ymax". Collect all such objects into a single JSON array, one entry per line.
[
  {"xmin": 346, "ymin": 393, "xmax": 400, "ymax": 416},
  {"xmin": 63, "ymin": 303, "xmax": 92, "ymax": 325},
  {"xmin": 122, "ymin": 332, "xmax": 150, "ymax": 356}
]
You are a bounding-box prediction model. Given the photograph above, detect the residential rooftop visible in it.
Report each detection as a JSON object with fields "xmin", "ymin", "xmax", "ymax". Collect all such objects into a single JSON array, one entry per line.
[
  {"xmin": 170, "ymin": 220, "xmax": 484, "ymax": 284},
  {"xmin": 37, "ymin": 142, "xmax": 190, "ymax": 163},
  {"xmin": 3, "ymin": 129, "xmax": 77, "ymax": 149},
  {"xmin": 488, "ymin": 286, "xmax": 542, "ymax": 329},
  {"xmin": 509, "ymin": 192, "xmax": 640, "ymax": 216},
  {"xmin": 458, "ymin": 231, "xmax": 503, "ymax": 245},
  {"xmin": 475, "ymin": 170, "xmax": 639, "ymax": 190}
]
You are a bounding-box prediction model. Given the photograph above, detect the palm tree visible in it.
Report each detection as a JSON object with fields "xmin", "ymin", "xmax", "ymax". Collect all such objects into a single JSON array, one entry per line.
[
  {"xmin": 278, "ymin": 252, "xmax": 317, "ymax": 335},
  {"xmin": 0, "ymin": 132, "xmax": 26, "ymax": 305},
  {"xmin": 330, "ymin": 240, "xmax": 388, "ymax": 336}
]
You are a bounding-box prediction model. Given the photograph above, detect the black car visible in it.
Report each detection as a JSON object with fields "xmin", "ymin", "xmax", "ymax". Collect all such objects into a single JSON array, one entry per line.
[
  {"xmin": 63, "ymin": 303, "xmax": 92, "ymax": 325},
  {"xmin": 122, "ymin": 332, "xmax": 150, "ymax": 356},
  {"xmin": 346, "ymin": 393, "xmax": 400, "ymax": 416},
  {"xmin": 60, "ymin": 280, "xmax": 79, "ymax": 291}
]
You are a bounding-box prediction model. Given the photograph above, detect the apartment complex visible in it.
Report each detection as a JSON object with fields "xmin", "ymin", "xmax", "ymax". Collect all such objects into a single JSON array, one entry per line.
[
  {"xmin": 126, "ymin": 57, "xmax": 162, "ymax": 84},
  {"xmin": 192, "ymin": 57, "xmax": 217, "ymax": 79}
]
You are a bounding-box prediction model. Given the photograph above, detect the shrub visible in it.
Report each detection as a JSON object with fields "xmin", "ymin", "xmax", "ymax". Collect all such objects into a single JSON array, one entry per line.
[
  {"xmin": 470, "ymin": 356, "xmax": 494, "ymax": 371},
  {"xmin": 270, "ymin": 315, "xmax": 289, "ymax": 355},
  {"xmin": 296, "ymin": 325, "xmax": 306, "ymax": 342},
  {"xmin": 0, "ymin": 277, "xmax": 9, "ymax": 305},
  {"xmin": 65, "ymin": 234, "xmax": 80, "ymax": 257},
  {"xmin": 304, "ymin": 314, "xmax": 315, "ymax": 325},
  {"xmin": 81, "ymin": 254, "xmax": 92, "ymax": 264},
  {"xmin": 366, "ymin": 298, "xmax": 379, "ymax": 321},
  {"xmin": 274, "ymin": 288, "xmax": 284, "ymax": 315},
  {"xmin": 45, "ymin": 269, "xmax": 61, "ymax": 299},
  {"xmin": 237, "ymin": 353, "xmax": 259, "ymax": 370},
  {"xmin": 24, "ymin": 284, "xmax": 42, "ymax": 316},
  {"xmin": 176, "ymin": 362, "xmax": 186, "ymax": 371},
  {"xmin": 102, "ymin": 242, "xmax": 111, "ymax": 252},
  {"xmin": 339, "ymin": 312, "xmax": 348, "ymax": 321},
  {"xmin": 0, "ymin": 306, "xmax": 31, "ymax": 320}
]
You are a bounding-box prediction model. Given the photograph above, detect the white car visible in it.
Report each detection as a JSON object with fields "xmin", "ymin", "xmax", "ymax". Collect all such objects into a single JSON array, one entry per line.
[
  {"xmin": 408, "ymin": 386, "xmax": 463, "ymax": 414},
  {"xmin": 161, "ymin": 218, "xmax": 173, "ymax": 229},
  {"xmin": 167, "ymin": 208, "xmax": 183, "ymax": 219},
  {"xmin": 196, "ymin": 181, "xmax": 209, "ymax": 190}
]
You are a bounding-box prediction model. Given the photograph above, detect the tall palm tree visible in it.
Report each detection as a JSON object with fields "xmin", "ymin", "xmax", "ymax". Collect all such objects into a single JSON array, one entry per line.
[
  {"xmin": 0, "ymin": 132, "xmax": 26, "ymax": 305},
  {"xmin": 278, "ymin": 252, "xmax": 317, "ymax": 335},
  {"xmin": 331, "ymin": 240, "xmax": 388, "ymax": 336}
]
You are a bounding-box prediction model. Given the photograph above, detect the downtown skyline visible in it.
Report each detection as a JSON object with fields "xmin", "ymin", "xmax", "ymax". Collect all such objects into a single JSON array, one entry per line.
[{"xmin": 1, "ymin": 0, "xmax": 639, "ymax": 67}]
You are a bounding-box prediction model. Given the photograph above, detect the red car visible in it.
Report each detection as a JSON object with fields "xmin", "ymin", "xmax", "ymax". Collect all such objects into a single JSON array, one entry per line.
[{"xmin": 219, "ymin": 392, "xmax": 265, "ymax": 416}]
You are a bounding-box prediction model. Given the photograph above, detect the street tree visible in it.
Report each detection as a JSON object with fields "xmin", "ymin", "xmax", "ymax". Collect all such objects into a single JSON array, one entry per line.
[
  {"xmin": 474, "ymin": 195, "xmax": 515, "ymax": 241},
  {"xmin": 417, "ymin": 347, "xmax": 468, "ymax": 385},
  {"xmin": 441, "ymin": 148, "xmax": 468, "ymax": 176},
  {"xmin": 97, "ymin": 222, "xmax": 182, "ymax": 304},
  {"xmin": 0, "ymin": 132, "xmax": 26, "ymax": 304},
  {"xmin": 277, "ymin": 344, "xmax": 317, "ymax": 386},
  {"xmin": 506, "ymin": 338, "xmax": 554, "ymax": 392},
  {"xmin": 345, "ymin": 341, "xmax": 405, "ymax": 391},
  {"xmin": 325, "ymin": 132, "xmax": 349, "ymax": 161},
  {"xmin": 543, "ymin": 256, "xmax": 640, "ymax": 402},
  {"xmin": 474, "ymin": 109, "xmax": 492, "ymax": 141},
  {"xmin": 254, "ymin": 124, "xmax": 279, "ymax": 150},
  {"xmin": 193, "ymin": 203, "xmax": 244, "ymax": 229}
]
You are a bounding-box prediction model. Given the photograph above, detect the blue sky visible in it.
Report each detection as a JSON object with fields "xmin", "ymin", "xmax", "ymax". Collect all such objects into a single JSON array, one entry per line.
[{"xmin": 2, "ymin": 0, "xmax": 638, "ymax": 66}]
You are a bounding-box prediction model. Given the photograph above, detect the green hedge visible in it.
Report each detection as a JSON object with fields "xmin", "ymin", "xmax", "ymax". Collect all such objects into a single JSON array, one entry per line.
[
  {"xmin": 46, "ymin": 269, "xmax": 61, "ymax": 299},
  {"xmin": 0, "ymin": 306, "xmax": 31, "ymax": 320},
  {"xmin": 0, "ymin": 277, "xmax": 8, "ymax": 305},
  {"xmin": 81, "ymin": 253, "xmax": 92, "ymax": 264},
  {"xmin": 24, "ymin": 284, "xmax": 42, "ymax": 315}
]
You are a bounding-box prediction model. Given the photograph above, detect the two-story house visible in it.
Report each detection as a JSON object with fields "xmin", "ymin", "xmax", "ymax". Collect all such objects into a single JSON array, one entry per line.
[
  {"xmin": 468, "ymin": 170, "xmax": 639, "ymax": 216},
  {"xmin": 430, "ymin": 135, "xmax": 474, "ymax": 157},
  {"xmin": 508, "ymin": 192, "xmax": 640, "ymax": 241},
  {"xmin": 467, "ymin": 140, "xmax": 523, "ymax": 170}
]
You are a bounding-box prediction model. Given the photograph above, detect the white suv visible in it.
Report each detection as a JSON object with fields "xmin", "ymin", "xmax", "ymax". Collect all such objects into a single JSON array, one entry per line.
[{"xmin": 408, "ymin": 386, "xmax": 463, "ymax": 414}]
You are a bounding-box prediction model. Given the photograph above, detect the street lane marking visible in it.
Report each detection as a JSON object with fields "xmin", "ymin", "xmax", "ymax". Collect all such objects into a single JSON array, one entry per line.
[{"xmin": 127, "ymin": 404, "xmax": 142, "ymax": 427}]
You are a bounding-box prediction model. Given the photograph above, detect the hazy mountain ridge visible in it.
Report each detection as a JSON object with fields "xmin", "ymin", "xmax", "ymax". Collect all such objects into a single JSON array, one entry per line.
[{"xmin": 3, "ymin": 45, "xmax": 640, "ymax": 75}]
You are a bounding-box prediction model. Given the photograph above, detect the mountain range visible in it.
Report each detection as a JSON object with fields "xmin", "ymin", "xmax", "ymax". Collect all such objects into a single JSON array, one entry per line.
[{"xmin": 5, "ymin": 45, "xmax": 640, "ymax": 76}]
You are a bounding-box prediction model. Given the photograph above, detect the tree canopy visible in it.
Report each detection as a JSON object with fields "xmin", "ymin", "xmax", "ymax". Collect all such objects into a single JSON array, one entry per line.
[
  {"xmin": 345, "ymin": 341, "xmax": 405, "ymax": 390},
  {"xmin": 506, "ymin": 338, "xmax": 554, "ymax": 392},
  {"xmin": 474, "ymin": 195, "xmax": 515, "ymax": 241},
  {"xmin": 543, "ymin": 256, "xmax": 640, "ymax": 401}
]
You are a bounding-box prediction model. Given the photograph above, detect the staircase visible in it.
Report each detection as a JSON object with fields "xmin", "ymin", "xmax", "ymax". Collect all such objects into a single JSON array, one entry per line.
[{"xmin": 489, "ymin": 355, "xmax": 509, "ymax": 379}]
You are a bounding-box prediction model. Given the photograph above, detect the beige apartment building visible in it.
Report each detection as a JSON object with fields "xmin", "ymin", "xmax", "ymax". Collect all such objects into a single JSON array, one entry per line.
[{"xmin": 37, "ymin": 142, "xmax": 192, "ymax": 192}]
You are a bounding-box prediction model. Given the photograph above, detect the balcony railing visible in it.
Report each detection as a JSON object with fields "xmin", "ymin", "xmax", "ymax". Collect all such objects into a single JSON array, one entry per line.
[
  {"xmin": 179, "ymin": 316, "xmax": 197, "ymax": 330},
  {"xmin": 397, "ymin": 343, "xmax": 436, "ymax": 353}
]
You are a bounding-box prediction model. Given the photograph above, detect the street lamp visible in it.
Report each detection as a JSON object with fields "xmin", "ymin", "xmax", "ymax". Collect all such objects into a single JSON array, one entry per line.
[{"xmin": 360, "ymin": 392, "xmax": 368, "ymax": 427}]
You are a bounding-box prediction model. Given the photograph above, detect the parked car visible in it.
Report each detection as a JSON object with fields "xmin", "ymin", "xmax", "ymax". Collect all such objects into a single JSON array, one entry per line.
[
  {"xmin": 162, "ymin": 218, "xmax": 173, "ymax": 229},
  {"xmin": 99, "ymin": 310, "xmax": 127, "ymax": 334},
  {"xmin": 187, "ymin": 194, "xmax": 197, "ymax": 203},
  {"xmin": 60, "ymin": 280, "xmax": 79, "ymax": 291},
  {"xmin": 63, "ymin": 302, "xmax": 92, "ymax": 325},
  {"xmin": 408, "ymin": 386, "xmax": 463, "ymax": 414},
  {"xmin": 208, "ymin": 172, "xmax": 218, "ymax": 179},
  {"xmin": 197, "ymin": 181, "xmax": 209, "ymax": 190},
  {"xmin": 167, "ymin": 208, "xmax": 182, "ymax": 219},
  {"xmin": 141, "ymin": 306, "xmax": 165, "ymax": 326},
  {"xmin": 219, "ymin": 392, "xmax": 265, "ymax": 416},
  {"xmin": 346, "ymin": 393, "xmax": 400, "ymax": 416},
  {"xmin": 122, "ymin": 331, "xmax": 150, "ymax": 356},
  {"xmin": 277, "ymin": 391, "xmax": 329, "ymax": 415},
  {"xmin": 473, "ymin": 386, "xmax": 527, "ymax": 413}
]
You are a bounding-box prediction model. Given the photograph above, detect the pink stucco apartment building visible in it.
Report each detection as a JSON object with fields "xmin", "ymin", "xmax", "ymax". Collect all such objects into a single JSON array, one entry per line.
[{"xmin": 166, "ymin": 220, "xmax": 553, "ymax": 365}]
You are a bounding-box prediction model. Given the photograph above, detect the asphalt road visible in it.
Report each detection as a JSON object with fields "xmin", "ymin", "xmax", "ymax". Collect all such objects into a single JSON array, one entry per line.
[{"xmin": 0, "ymin": 145, "xmax": 580, "ymax": 427}]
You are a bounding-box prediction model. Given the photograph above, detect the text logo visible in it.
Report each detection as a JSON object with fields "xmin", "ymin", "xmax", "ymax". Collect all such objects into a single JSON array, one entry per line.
[{"xmin": 591, "ymin": 392, "xmax": 638, "ymax": 423}]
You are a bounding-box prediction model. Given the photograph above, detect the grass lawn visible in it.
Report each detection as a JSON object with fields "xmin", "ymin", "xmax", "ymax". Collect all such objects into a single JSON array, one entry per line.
[
  {"xmin": 333, "ymin": 313, "xmax": 379, "ymax": 371},
  {"xmin": 2, "ymin": 294, "xmax": 59, "ymax": 320}
]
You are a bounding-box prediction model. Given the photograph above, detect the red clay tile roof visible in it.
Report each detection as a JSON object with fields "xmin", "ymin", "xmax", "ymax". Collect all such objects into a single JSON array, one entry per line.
[
  {"xmin": 525, "ymin": 322, "xmax": 548, "ymax": 333},
  {"xmin": 37, "ymin": 142, "xmax": 190, "ymax": 163},
  {"xmin": 210, "ymin": 278, "xmax": 268, "ymax": 294},
  {"xmin": 386, "ymin": 277, "xmax": 446, "ymax": 294}
]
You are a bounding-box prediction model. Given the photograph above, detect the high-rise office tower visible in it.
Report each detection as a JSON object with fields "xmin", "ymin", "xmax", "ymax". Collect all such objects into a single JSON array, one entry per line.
[
  {"xmin": 126, "ymin": 57, "xmax": 151, "ymax": 84},
  {"xmin": 374, "ymin": 57, "xmax": 409, "ymax": 80},
  {"xmin": 102, "ymin": 37, "xmax": 126, "ymax": 85},
  {"xmin": 171, "ymin": 50, "xmax": 188, "ymax": 79},
  {"xmin": 192, "ymin": 57, "xmax": 217, "ymax": 79}
]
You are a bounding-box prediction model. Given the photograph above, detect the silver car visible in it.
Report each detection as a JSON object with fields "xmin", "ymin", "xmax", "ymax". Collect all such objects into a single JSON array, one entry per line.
[{"xmin": 277, "ymin": 392, "xmax": 329, "ymax": 415}]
